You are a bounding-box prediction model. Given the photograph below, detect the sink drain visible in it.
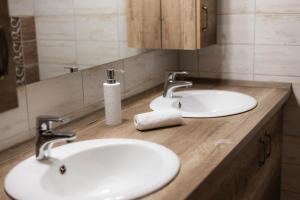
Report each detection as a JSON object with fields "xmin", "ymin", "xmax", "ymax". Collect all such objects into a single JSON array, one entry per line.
[{"xmin": 59, "ymin": 165, "xmax": 67, "ymax": 175}]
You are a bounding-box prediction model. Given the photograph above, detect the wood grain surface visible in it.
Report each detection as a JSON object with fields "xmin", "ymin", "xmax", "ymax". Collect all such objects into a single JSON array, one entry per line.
[{"xmin": 0, "ymin": 81, "xmax": 290, "ymax": 200}]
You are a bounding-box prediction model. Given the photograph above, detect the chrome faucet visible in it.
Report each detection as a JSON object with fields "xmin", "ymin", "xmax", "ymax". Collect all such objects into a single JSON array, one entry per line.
[
  {"xmin": 36, "ymin": 116, "xmax": 76, "ymax": 161},
  {"xmin": 163, "ymin": 71, "xmax": 193, "ymax": 98}
]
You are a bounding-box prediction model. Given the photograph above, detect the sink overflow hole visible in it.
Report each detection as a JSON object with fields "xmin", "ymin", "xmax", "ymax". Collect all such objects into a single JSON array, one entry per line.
[{"xmin": 59, "ymin": 165, "xmax": 67, "ymax": 175}]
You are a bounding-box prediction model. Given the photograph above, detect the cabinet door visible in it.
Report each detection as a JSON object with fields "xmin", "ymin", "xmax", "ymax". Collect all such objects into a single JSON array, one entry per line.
[
  {"xmin": 197, "ymin": 0, "xmax": 217, "ymax": 48},
  {"xmin": 187, "ymin": 111, "xmax": 282, "ymax": 200},
  {"xmin": 126, "ymin": 0, "xmax": 161, "ymax": 48},
  {"xmin": 161, "ymin": 0, "xmax": 197, "ymax": 50}
]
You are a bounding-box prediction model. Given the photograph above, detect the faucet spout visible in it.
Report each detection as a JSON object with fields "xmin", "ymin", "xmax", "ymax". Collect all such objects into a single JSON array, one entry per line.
[
  {"xmin": 165, "ymin": 81, "xmax": 193, "ymax": 98},
  {"xmin": 36, "ymin": 116, "xmax": 76, "ymax": 161},
  {"xmin": 163, "ymin": 71, "xmax": 193, "ymax": 98}
]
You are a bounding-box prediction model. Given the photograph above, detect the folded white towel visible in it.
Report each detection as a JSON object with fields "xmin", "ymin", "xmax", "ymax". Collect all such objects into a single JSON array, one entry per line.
[{"xmin": 134, "ymin": 110, "xmax": 183, "ymax": 131}]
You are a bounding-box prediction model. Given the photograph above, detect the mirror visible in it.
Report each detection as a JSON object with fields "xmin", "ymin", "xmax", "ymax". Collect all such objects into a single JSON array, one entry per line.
[
  {"xmin": 6, "ymin": 0, "xmax": 146, "ymax": 85},
  {"xmin": 0, "ymin": 0, "xmax": 18, "ymax": 112}
]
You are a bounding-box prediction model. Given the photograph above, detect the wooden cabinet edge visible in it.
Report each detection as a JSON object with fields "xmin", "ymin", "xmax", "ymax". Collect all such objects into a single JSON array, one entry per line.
[
  {"xmin": 187, "ymin": 109, "xmax": 283, "ymax": 200},
  {"xmin": 126, "ymin": 0, "xmax": 217, "ymax": 50}
]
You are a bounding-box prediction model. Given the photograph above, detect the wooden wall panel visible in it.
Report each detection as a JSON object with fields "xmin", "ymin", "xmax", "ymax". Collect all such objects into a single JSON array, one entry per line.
[{"xmin": 126, "ymin": 0, "xmax": 161, "ymax": 49}]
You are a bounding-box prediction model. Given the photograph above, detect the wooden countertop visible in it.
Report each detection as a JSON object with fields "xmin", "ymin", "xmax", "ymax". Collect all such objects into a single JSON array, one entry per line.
[{"xmin": 0, "ymin": 79, "xmax": 291, "ymax": 200}]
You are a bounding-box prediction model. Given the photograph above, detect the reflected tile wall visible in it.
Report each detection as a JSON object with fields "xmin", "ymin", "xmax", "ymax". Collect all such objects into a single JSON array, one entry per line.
[
  {"xmin": 34, "ymin": 0, "xmax": 147, "ymax": 80},
  {"xmin": 10, "ymin": 16, "xmax": 39, "ymax": 85},
  {"xmin": 0, "ymin": 50, "xmax": 179, "ymax": 152}
]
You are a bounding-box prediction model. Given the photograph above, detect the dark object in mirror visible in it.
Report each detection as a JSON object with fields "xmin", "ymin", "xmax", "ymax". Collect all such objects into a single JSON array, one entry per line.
[
  {"xmin": 0, "ymin": 6, "xmax": 18, "ymax": 113},
  {"xmin": 0, "ymin": 26, "xmax": 9, "ymax": 76}
]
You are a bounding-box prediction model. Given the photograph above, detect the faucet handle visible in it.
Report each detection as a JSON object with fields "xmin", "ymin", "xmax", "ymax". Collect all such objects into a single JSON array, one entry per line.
[
  {"xmin": 37, "ymin": 116, "xmax": 70, "ymax": 131},
  {"xmin": 166, "ymin": 71, "xmax": 189, "ymax": 81}
]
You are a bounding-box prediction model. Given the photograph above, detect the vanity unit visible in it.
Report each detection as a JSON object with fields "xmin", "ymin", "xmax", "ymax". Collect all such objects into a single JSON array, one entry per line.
[
  {"xmin": 0, "ymin": 80, "xmax": 290, "ymax": 200},
  {"xmin": 126, "ymin": 0, "xmax": 217, "ymax": 49}
]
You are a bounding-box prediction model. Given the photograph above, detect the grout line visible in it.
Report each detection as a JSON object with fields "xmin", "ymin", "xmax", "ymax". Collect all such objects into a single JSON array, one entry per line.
[
  {"xmin": 116, "ymin": 0, "xmax": 122, "ymax": 61},
  {"xmin": 256, "ymin": 12, "xmax": 300, "ymax": 15},
  {"xmin": 72, "ymin": 0, "xmax": 79, "ymax": 70},
  {"xmin": 80, "ymin": 71, "xmax": 85, "ymax": 107},
  {"xmin": 23, "ymin": 86, "xmax": 32, "ymax": 131},
  {"xmin": 254, "ymin": 73, "xmax": 300, "ymax": 78},
  {"xmin": 252, "ymin": 0, "xmax": 257, "ymax": 81}
]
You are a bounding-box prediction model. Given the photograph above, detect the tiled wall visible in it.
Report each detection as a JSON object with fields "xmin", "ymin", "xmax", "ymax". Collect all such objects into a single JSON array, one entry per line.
[
  {"xmin": 8, "ymin": 0, "xmax": 39, "ymax": 85},
  {"xmin": 179, "ymin": 0, "xmax": 300, "ymax": 198},
  {"xmin": 8, "ymin": 0, "xmax": 147, "ymax": 80},
  {"xmin": 0, "ymin": 50, "xmax": 178, "ymax": 151},
  {"xmin": 10, "ymin": 17, "xmax": 39, "ymax": 85}
]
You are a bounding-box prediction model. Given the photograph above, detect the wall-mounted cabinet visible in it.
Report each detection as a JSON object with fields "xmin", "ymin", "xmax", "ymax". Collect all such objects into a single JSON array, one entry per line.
[{"xmin": 126, "ymin": 0, "xmax": 217, "ymax": 50}]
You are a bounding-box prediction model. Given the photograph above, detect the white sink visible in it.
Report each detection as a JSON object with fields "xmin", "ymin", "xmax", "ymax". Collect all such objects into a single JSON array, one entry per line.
[
  {"xmin": 5, "ymin": 139, "xmax": 180, "ymax": 200},
  {"xmin": 150, "ymin": 90, "xmax": 257, "ymax": 118}
]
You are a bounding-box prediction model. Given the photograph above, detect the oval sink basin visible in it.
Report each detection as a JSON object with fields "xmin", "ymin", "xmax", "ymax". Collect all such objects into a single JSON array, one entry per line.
[
  {"xmin": 5, "ymin": 139, "xmax": 180, "ymax": 200},
  {"xmin": 150, "ymin": 90, "xmax": 257, "ymax": 118}
]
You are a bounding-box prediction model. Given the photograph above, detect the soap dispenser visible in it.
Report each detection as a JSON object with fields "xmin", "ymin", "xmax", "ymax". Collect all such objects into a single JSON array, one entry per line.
[{"xmin": 103, "ymin": 69, "xmax": 122, "ymax": 126}]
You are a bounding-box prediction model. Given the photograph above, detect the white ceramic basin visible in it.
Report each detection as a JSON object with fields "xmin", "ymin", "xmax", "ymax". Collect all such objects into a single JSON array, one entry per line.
[
  {"xmin": 150, "ymin": 90, "xmax": 257, "ymax": 118},
  {"xmin": 5, "ymin": 139, "xmax": 180, "ymax": 200}
]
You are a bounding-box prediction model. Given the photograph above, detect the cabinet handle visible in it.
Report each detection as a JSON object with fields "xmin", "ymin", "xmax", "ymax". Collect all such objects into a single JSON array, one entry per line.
[
  {"xmin": 259, "ymin": 136, "xmax": 266, "ymax": 167},
  {"xmin": 265, "ymin": 131, "xmax": 272, "ymax": 158},
  {"xmin": 202, "ymin": 5, "xmax": 208, "ymax": 32}
]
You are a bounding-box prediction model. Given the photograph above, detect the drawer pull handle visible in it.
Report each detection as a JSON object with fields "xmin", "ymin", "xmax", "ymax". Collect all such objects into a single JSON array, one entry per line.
[
  {"xmin": 202, "ymin": 5, "xmax": 208, "ymax": 32},
  {"xmin": 259, "ymin": 136, "xmax": 266, "ymax": 166},
  {"xmin": 265, "ymin": 132, "xmax": 272, "ymax": 158}
]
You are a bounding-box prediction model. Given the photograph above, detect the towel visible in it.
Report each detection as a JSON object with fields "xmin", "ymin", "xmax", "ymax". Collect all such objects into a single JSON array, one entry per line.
[{"xmin": 134, "ymin": 110, "xmax": 183, "ymax": 131}]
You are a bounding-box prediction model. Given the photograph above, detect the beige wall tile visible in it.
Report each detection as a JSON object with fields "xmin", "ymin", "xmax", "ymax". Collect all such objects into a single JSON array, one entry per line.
[
  {"xmin": 198, "ymin": 44, "xmax": 254, "ymax": 74},
  {"xmin": 0, "ymin": 87, "xmax": 31, "ymax": 151},
  {"xmin": 74, "ymin": 0, "xmax": 118, "ymax": 15},
  {"xmin": 37, "ymin": 40, "xmax": 76, "ymax": 65},
  {"xmin": 75, "ymin": 15, "xmax": 118, "ymax": 41},
  {"xmin": 152, "ymin": 50, "xmax": 179, "ymax": 83},
  {"xmin": 199, "ymin": 71, "xmax": 253, "ymax": 81},
  {"xmin": 255, "ymin": 45, "xmax": 300, "ymax": 76},
  {"xmin": 217, "ymin": 14, "xmax": 255, "ymax": 44},
  {"xmin": 8, "ymin": 0, "xmax": 34, "ymax": 16},
  {"xmin": 39, "ymin": 63, "xmax": 76, "ymax": 80},
  {"xmin": 35, "ymin": 16, "xmax": 75, "ymax": 40},
  {"xmin": 118, "ymin": 0, "xmax": 126, "ymax": 14},
  {"xmin": 35, "ymin": 0, "xmax": 74, "ymax": 16},
  {"xmin": 82, "ymin": 60, "xmax": 124, "ymax": 106},
  {"xmin": 119, "ymin": 42, "xmax": 147, "ymax": 59},
  {"xmin": 179, "ymin": 51, "xmax": 198, "ymax": 73},
  {"xmin": 118, "ymin": 14, "xmax": 127, "ymax": 42},
  {"xmin": 217, "ymin": 0, "xmax": 255, "ymax": 14},
  {"xmin": 76, "ymin": 41, "xmax": 120, "ymax": 66},
  {"xmin": 123, "ymin": 52, "xmax": 155, "ymax": 97},
  {"xmin": 256, "ymin": 14, "xmax": 300, "ymax": 45},
  {"xmin": 26, "ymin": 72, "xmax": 84, "ymax": 128},
  {"xmin": 254, "ymin": 74, "xmax": 300, "ymax": 83},
  {"xmin": 257, "ymin": 0, "xmax": 300, "ymax": 14}
]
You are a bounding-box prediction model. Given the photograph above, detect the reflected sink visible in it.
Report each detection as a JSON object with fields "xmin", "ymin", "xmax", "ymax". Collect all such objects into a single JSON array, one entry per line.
[
  {"xmin": 150, "ymin": 90, "xmax": 257, "ymax": 118},
  {"xmin": 5, "ymin": 139, "xmax": 180, "ymax": 200}
]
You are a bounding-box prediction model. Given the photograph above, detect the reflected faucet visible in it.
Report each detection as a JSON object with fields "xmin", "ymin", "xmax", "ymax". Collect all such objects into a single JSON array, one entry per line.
[
  {"xmin": 36, "ymin": 116, "xmax": 76, "ymax": 161},
  {"xmin": 163, "ymin": 71, "xmax": 193, "ymax": 98}
]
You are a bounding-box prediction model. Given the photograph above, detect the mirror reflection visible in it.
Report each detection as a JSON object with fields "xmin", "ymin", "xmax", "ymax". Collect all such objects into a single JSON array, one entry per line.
[{"xmin": 6, "ymin": 0, "xmax": 146, "ymax": 85}]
